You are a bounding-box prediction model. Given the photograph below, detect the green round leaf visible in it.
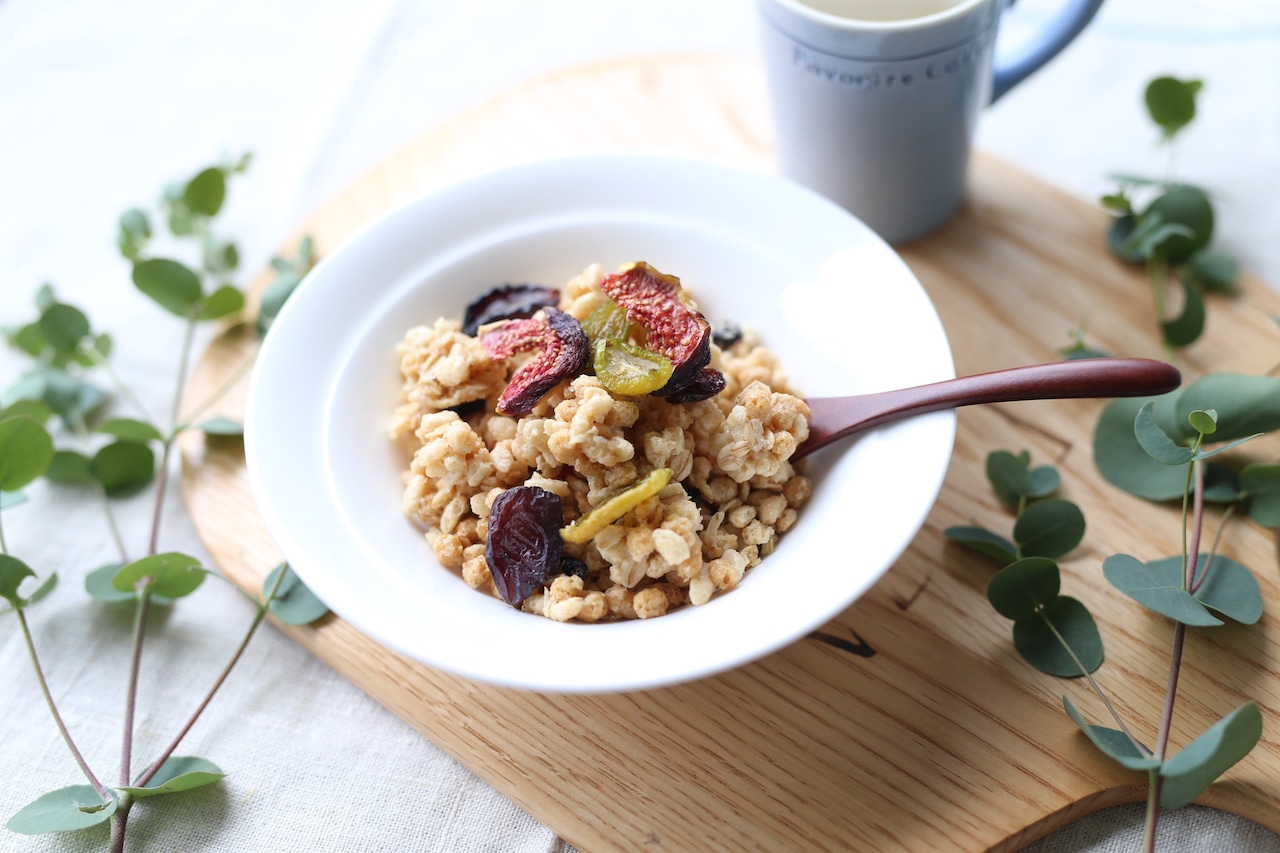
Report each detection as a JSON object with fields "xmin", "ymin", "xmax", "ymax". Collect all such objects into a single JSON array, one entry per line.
[
  {"xmin": 198, "ymin": 285, "xmax": 245, "ymax": 321},
  {"xmin": 112, "ymin": 552, "xmax": 205, "ymax": 599},
  {"xmin": 1240, "ymin": 463, "xmax": 1280, "ymax": 527},
  {"xmin": 2, "ymin": 399, "xmax": 53, "ymax": 424},
  {"xmin": 1134, "ymin": 400, "xmax": 1195, "ymax": 465},
  {"xmin": 1063, "ymin": 696, "xmax": 1159, "ymax": 771},
  {"xmin": 264, "ymin": 563, "xmax": 330, "ymax": 625},
  {"xmin": 1148, "ymin": 554, "xmax": 1264, "ymax": 625},
  {"xmin": 26, "ymin": 572, "xmax": 58, "ymax": 607},
  {"xmin": 0, "ymin": 415, "xmax": 55, "ymax": 491},
  {"xmin": 987, "ymin": 557, "xmax": 1060, "ymax": 621},
  {"xmin": 1012, "ymin": 596, "xmax": 1103, "ymax": 677},
  {"xmin": 1145, "ymin": 76, "xmax": 1200, "ymax": 138},
  {"xmin": 8, "ymin": 322, "xmax": 46, "ymax": 356},
  {"xmin": 1094, "ymin": 396, "xmax": 1187, "ymax": 501},
  {"xmin": 1144, "ymin": 187, "xmax": 1213, "ymax": 264},
  {"xmin": 1174, "ymin": 374, "xmax": 1280, "ymax": 444},
  {"xmin": 46, "ymin": 450, "xmax": 95, "ymax": 485},
  {"xmin": 85, "ymin": 563, "xmax": 133, "ymax": 603},
  {"xmin": 1201, "ymin": 463, "xmax": 1240, "ymax": 504},
  {"xmin": 1027, "ymin": 466, "xmax": 1060, "ymax": 499},
  {"xmin": 1160, "ymin": 275, "xmax": 1206, "ymax": 348},
  {"xmin": 1160, "ymin": 702, "xmax": 1261, "ymax": 810},
  {"xmin": 98, "ymin": 417, "xmax": 164, "ymax": 444},
  {"xmin": 1188, "ymin": 409, "xmax": 1218, "ymax": 436},
  {"xmin": 90, "ymin": 441, "xmax": 155, "ymax": 497},
  {"xmin": 1107, "ymin": 214, "xmax": 1143, "ymax": 263},
  {"xmin": 183, "ymin": 167, "xmax": 227, "ymax": 217},
  {"xmin": 6, "ymin": 786, "xmax": 117, "ymax": 834},
  {"xmin": 121, "ymin": 756, "xmax": 225, "ymax": 798},
  {"xmin": 943, "ymin": 526, "xmax": 1017, "ymax": 564},
  {"xmin": 132, "ymin": 258, "xmax": 202, "ymax": 317},
  {"xmin": 986, "ymin": 450, "xmax": 1031, "ymax": 508},
  {"xmin": 1013, "ymin": 500, "xmax": 1086, "ymax": 560},
  {"xmin": 1188, "ymin": 250, "xmax": 1238, "ymax": 293},
  {"xmin": 35, "ymin": 283, "xmax": 57, "ymax": 312},
  {"xmin": 119, "ymin": 207, "xmax": 151, "ymax": 239},
  {"xmin": 0, "ymin": 554, "xmax": 37, "ymax": 608},
  {"xmin": 37, "ymin": 304, "xmax": 90, "ymax": 354},
  {"xmin": 1102, "ymin": 554, "xmax": 1221, "ymax": 626}
]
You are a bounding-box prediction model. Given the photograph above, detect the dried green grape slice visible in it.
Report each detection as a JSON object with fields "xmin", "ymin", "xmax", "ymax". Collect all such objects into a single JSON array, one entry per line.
[{"xmin": 592, "ymin": 339, "xmax": 673, "ymax": 396}]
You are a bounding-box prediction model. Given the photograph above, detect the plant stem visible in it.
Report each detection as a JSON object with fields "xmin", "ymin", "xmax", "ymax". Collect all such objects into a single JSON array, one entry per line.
[
  {"xmin": 1143, "ymin": 767, "xmax": 1161, "ymax": 853},
  {"xmin": 101, "ymin": 487, "xmax": 130, "ymax": 565},
  {"xmin": 145, "ymin": 313, "xmax": 199, "ymax": 557},
  {"xmin": 120, "ymin": 586, "xmax": 153, "ymax": 788},
  {"xmin": 1040, "ymin": 612, "xmax": 1150, "ymax": 757},
  {"xmin": 1148, "ymin": 254, "xmax": 1173, "ymax": 358},
  {"xmin": 178, "ymin": 348, "xmax": 257, "ymax": 429},
  {"xmin": 147, "ymin": 439, "xmax": 173, "ymax": 557},
  {"xmin": 16, "ymin": 607, "xmax": 112, "ymax": 802},
  {"xmin": 0, "ymin": 506, "xmax": 6, "ymax": 555},
  {"xmin": 1191, "ymin": 506, "xmax": 1234, "ymax": 595},
  {"xmin": 135, "ymin": 568, "xmax": 286, "ymax": 787}
]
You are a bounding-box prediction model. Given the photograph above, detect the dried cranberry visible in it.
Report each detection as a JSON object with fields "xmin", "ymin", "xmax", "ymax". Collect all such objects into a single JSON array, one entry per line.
[
  {"xmin": 481, "ymin": 308, "xmax": 589, "ymax": 416},
  {"xmin": 485, "ymin": 486, "xmax": 564, "ymax": 607},
  {"xmin": 462, "ymin": 284, "xmax": 560, "ymax": 336},
  {"xmin": 599, "ymin": 262, "xmax": 711, "ymax": 398},
  {"xmin": 661, "ymin": 367, "xmax": 725, "ymax": 403}
]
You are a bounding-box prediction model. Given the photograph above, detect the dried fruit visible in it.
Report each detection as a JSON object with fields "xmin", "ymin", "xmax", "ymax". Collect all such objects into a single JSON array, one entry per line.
[
  {"xmin": 661, "ymin": 366, "xmax": 725, "ymax": 404},
  {"xmin": 599, "ymin": 262, "xmax": 711, "ymax": 398},
  {"xmin": 481, "ymin": 308, "xmax": 589, "ymax": 416},
  {"xmin": 711, "ymin": 321, "xmax": 742, "ymax": 350},
  {"xmin": 581, "ymin": 298, "xmax": 634, "ymax": 346},
  {"xmin": 560, "ymin": 467, "xmax": 673, "ymax": 544},
  {"xmin": 558, "ymin": 556, "xmax": 589, "ymax": 581},
  {"xmin": 591, "ymin": 338, "xmax": 673, "ymax": 396},
  {"xmin": 462, "ymin": 284, "xmax": 559, "ymax": 336},
  {"xmin": 485, "ymin": 486, "xmax": 564, "ymax": 607}
]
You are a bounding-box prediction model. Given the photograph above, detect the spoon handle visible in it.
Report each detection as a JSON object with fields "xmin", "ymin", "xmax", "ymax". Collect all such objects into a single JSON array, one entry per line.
[{"xmin": 797, "ymin": 357, "xmax": 1181, "ymax": 459}]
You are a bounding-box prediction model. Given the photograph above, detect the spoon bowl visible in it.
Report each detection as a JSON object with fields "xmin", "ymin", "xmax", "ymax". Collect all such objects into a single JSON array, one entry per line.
[{"xmin": 797, "ymin": 357, "xmax": 1182, "ymax": 459}]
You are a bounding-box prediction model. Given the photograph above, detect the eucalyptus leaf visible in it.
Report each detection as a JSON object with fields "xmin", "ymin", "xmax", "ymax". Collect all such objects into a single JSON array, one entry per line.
[
  {"xmin": 98, "ymin": 417, "xmax": 164, "ymax": 444},
  {"xmin": 132, "ymin": 258, "xmax": 202, "ymax": 317},
  {"xmin": 1145, "ymin": 76, "xmax": 1201, "ymax": 139},
  {"xmin": 1013, "ymin": 596, "xmax": 1103, "ymax": 677},
  {"xmin": 1014, "ymin": 500, "xmax": 1086, "ymax": 559},
  {"xmin": 1143, "ymin": 186, "xmax": 1213, "ymax": 264},
  {"xmin": 26, "ymin": 572, "xmax": 58, "ymax": 606},
  {"xmin": 263, "ymin": 563, "xmax": 330, "ymax": 625},
  {"xmin": 1063, "ymin": 695, "xmax": 1159, "ymax": 771},
  {"xmin": 1201, "ymin": 464, "xmax": 1240, "ymax": 504},
  {"xmin": 90, "ymin": 441, "xmax": 155, "ymax": 497},
  {"xmin": 1, "ymin": 490, "xmax": 27, "ymax": 509},
  {"xmin": 85, "ymin": 563, "xmax": 133, "ymax": 603},
  {"xmin": 1160, "ymin": 275, "xmax": 1205, "ymax": 348},
  {"xmin": 35, "ymin": 283, "xmax": 57, "ymax": 312},
  {"xmin": 0, "ymin": 415, "xmax": 55, "ymax": 491},
  {"xmin": 1094, "ymin": 395, "xmax": 1188, "ymax": 500},
  {"xmin": 118, "ymin": 208, "xmax": 151, "ymax": 260},
  {"xmin": 987, "ymin": 557, "xmax": 1060, "ymax": 621},
  {"xmin": 1147, "ymin": 555, "xmax": 1263, "ymax": 625},
  {"xmin": 112, "ymin": 552, "xmax": 204, "ymax": 599},
  {"xmin": 183, "ymin": 167, "xmax": 227, "ymax": 217},
  {"xmin": 198, "ymin": 285, "xmax": 245, "ymax": 321},
  {"xmin": 987, "ymin": 450, "xmax": 1031, "ymax": 508},
  {"xmin": 197, "ymin": 417, "xmax": 243, "ymax": 436},
  {"xmin": 1174, "ymin": 374, "xmax": 1280, "ymax": 443},
  {"xmin": 1134, "ymin": 400, "xmax": 1195, "ymax": 465},
  {"xmin": 1028, "ymin": 466, "xmax": 1060, "ymax": 498},
  {"xmin": 943, "ymin": 526, "xmax": 1017, "ymax": 564},
  {"xmin": 120, "ymin": 756, "xmax": 225, "ymax": 798},
  {"xmin": 46, "ymin": 450, "xmax": 95, "ymax": 485},
  {"xmin": 6, "ymin": 786, "xmax": 117, "ymax": 834},
  {"xmin": 37, "ymin": 304, "xmax": 90, "ymax": 354},
  {"xmin": 1102, "ymin": 553, "xmax": 1221, "ymax": 626},
  {"xmin": 2, "ymin": 399, "xmax": 53, "ymax": 424},
  {"xmin": 1160, "ymin": 702, "xmax": 1262, "ymax": 809},
  {"xmin": 1121, "ymin": 219, "xmax": 1196, "ymax": 261},
  {"xmin": 9, "ymin": 322, "xmax": 45, "ymax": 357},
  {"xmin": 0, "ymin": 554, "xmax": 37, "ymax": 608},
  {"xmin": 1193, "ymin": 433, "xmax": 1262, "ymax": 462},
  {"xmin": 1188, "ymin": 250, "xmax": 1238, "ymax": 293},
  {"xmin": 1240, "ymin": 463, "xmax": 1280, "ymax": 527},
  {"xmin": 1107, "ymin": 214, "xmax": 1144, "ymax": 263}
]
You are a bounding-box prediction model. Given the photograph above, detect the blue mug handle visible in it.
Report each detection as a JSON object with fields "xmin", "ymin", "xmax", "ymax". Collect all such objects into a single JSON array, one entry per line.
[{"xmin": 991, "ymin": 0, "xmax": 1106, "ymax": 102}]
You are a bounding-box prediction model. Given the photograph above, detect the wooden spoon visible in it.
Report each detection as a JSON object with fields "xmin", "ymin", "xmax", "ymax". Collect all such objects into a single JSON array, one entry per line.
[{"xmin": 795, "ymin": 357, "xmax": 1181, "ymax": 460}]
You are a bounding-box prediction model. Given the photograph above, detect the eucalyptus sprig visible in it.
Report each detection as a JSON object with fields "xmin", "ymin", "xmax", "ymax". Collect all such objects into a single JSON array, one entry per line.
[
  {"xmin": 1, "ymin": 157, "xmax": 326, "ymax": 851},
  {"xmin": 947, "ymin": 372, "xmax": 1277, "ymax": 851},
  {"xmin": 1102, "ymin": 76, "xmax": 1239, "ymax": 351}
]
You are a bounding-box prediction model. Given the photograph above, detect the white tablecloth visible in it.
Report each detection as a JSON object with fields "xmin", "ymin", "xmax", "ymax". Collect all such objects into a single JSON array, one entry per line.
[{"xmin": 2, "ymin": 1, "xmax": 1279, "ymax": 850}]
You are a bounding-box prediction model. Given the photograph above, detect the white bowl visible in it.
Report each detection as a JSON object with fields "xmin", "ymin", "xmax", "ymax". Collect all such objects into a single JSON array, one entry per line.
[{"xmin": 245, "ymin": 153, "xmax": 955, "ymax": 693}]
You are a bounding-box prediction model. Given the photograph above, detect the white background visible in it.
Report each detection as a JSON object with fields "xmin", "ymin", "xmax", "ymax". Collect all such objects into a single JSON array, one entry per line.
[{"xmin": 2, "ymin": 0, "xmax": 1279, "ymax": 850}]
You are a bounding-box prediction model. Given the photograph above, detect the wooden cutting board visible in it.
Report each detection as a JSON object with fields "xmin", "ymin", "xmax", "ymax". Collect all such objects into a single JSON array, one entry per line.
[{"xmin": 179, "ymin": 55, "xmax": 1280, "ymax": 851}]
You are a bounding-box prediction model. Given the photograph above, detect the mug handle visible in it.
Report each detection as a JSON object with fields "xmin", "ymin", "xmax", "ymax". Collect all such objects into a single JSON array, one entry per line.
[{"xmin": 991, "ymin": 0, "xmax": 1106, "ymax": 102}]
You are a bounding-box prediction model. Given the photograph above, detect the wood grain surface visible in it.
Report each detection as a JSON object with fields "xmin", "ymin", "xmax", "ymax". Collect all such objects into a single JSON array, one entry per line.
[{"xmin": 178, "ymin": 55, "xmax": 1280, "ymax": 852}]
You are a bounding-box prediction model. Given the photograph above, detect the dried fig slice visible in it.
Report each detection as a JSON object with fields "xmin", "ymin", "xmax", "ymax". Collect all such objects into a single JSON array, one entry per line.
[
  {"xmin": 485, "ymin": 486, "xmax": 564, "ymax": 607},
  {"xmin": 599, "ymin": 262, "xmax": 711, "ymax": 397},
  {"xmin": 462, "ymin": 284, "xmax": 560, "ymax": 336},
  {"xmin": 481, "ymin": 308, "xmax": 589, "ymax": 416}
]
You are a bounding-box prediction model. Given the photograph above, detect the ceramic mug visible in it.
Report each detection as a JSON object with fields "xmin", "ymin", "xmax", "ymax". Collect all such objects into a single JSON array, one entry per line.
[{"xmin": 756, "ymin": 0, "xmax": 1105, "ymax": 243}]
